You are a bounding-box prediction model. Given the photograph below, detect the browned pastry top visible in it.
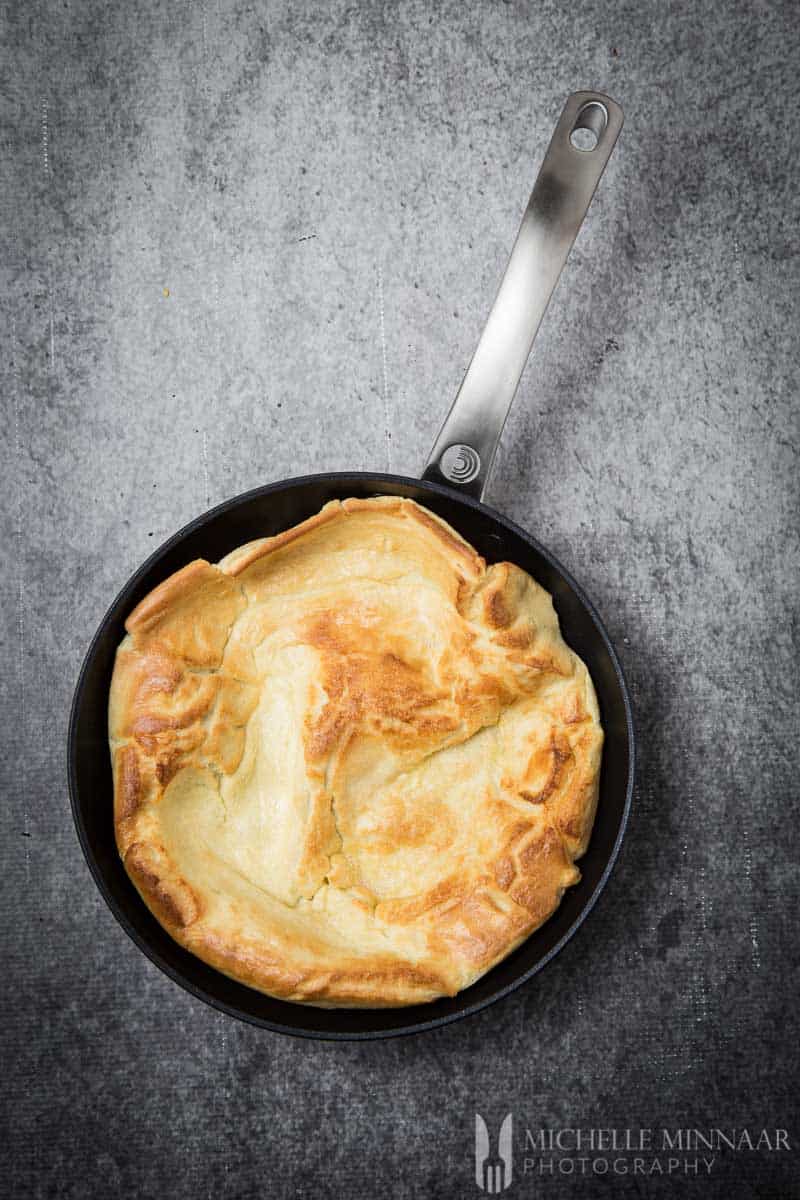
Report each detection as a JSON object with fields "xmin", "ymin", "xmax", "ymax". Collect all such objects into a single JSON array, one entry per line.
[{"xmin": 109, "ymin": 497, "xmax": 602, "ymax": 1007}]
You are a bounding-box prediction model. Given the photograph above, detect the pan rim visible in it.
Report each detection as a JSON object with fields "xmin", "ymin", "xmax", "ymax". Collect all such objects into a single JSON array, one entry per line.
[{"xmin": 68, "ymin": 470, "xmax": 635, "ymax": 1040}]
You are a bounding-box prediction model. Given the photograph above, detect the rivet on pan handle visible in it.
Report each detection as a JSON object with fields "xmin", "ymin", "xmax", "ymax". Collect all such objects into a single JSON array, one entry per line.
[{"xmin": 422, "ymin": 91, "xmax": 624, "ymax": 501}]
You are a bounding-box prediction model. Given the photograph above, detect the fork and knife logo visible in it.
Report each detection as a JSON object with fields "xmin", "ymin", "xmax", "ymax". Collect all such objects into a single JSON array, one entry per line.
[{"xmin": 475, "ymin": 1113, "xmax": 514, "ymax": 1193}]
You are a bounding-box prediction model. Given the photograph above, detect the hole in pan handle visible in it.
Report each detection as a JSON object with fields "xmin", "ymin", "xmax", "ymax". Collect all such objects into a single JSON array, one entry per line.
[{"xmin": 422, "ymin": 90, "xmax": 623, "ymax": 501}]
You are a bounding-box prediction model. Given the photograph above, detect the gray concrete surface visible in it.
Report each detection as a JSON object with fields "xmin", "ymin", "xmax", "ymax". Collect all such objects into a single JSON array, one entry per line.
[{"xmin": 2, "ymin": 1, "xmax": 798, "ymax": 1197}]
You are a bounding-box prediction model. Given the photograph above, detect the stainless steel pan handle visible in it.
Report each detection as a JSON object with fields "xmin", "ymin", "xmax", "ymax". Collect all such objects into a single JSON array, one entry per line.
[{"xmin": 422, "ymin": 90, "xmax": 623, "ymax": 501}]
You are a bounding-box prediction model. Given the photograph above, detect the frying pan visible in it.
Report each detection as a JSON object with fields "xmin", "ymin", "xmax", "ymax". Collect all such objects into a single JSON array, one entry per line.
[{"xmin": 69, "ymin": 91, "xmax": 634, "ymax": 1039}]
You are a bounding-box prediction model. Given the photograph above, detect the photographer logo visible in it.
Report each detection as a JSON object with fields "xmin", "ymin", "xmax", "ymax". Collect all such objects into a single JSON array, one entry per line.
[
  {"xmin": 475, "ymin": 1113, "xmax": 513, "ymax": 1193},
  {"xmin": 471, "ymin": 1115, "xmax": 791, "ymax": 1188}
]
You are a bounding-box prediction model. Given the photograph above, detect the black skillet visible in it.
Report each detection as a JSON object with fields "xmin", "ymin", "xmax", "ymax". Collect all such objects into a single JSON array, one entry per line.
[{"xmin": 69, "ymin": 91, "xmax": 633, "ymax": 1039}]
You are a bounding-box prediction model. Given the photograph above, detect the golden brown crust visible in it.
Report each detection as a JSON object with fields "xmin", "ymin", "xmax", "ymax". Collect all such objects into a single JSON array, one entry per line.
[
  {"xmin": 109, "ymin": 496, "xmax": 602, "ymax": 1007},
  {"xmin": 124, "ymin": 840, "xmax": 201, "ymax": 929},
  {"xmin": 218, "ymin": 502, "xmax": 346, "ymax": 577}
]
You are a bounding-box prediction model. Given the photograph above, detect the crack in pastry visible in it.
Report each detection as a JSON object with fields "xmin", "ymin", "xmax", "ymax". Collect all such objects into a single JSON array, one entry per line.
[{"xmin": 109, "ymin": 497, "xmax": 603, "ymax": 1007}]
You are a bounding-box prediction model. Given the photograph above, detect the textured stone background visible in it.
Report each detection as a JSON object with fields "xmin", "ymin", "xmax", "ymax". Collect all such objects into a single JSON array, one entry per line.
[{"xmin": 2, "ymin": 1, "xmax": 798, "ymax": 1197}]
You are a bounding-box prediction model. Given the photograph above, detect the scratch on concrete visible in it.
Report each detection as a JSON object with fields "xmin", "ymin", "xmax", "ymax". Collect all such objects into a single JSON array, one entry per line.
[
  {"xmin": 573, "ymin": 448, "xmax": 593, "ymax": 480},
  {"xmin": 741, "ymin": 827, "xmax": 761, "ymax": 971},
  {"xmin": 41, "ymin": 99, "xmax": 56, "ymax": 380},
  {"xmin": 40, "ymin": 97, "xmax": 49, "ymax": 176},
  {"xmin": 695, "ymin": 863, "xmax": 710, "ymax": 1023},
  {"xmin": 201, "ymin": 10, "xmax": 216, "ymax": 513},
  {"xmin": 202, "ymin": 428, "xmax": 210, "ymax": 506},
  {"xmin": 682, "ymin": 744, "xmax": 710, "ymax": 1029},
  {"xmin": 48, "ymin": 263, "xmax": 56, "ymax": 379},
  {"xmin": 11, "ymin": 316, "xmax": 30, "ymax": 883},
  {"xmin": 377, "ymin": 264, "xmax": 392, "ymax": 471}
]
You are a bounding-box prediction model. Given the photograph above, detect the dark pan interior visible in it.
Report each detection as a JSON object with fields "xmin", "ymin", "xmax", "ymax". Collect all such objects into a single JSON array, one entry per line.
[{"xmin": 69, "ymin": 472, "xmax": 634, "ymax": 1039}]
